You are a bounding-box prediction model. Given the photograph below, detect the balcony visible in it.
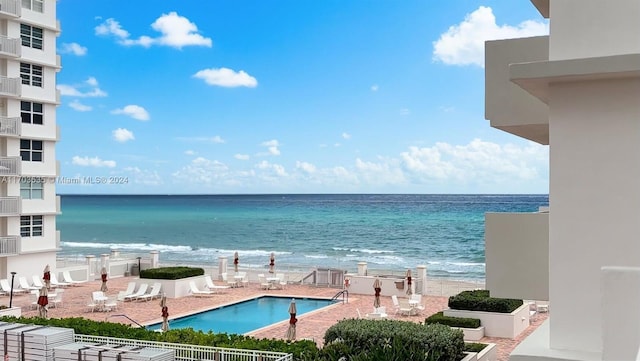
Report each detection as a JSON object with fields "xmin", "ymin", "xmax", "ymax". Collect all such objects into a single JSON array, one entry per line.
[
  {"xmin": 0, "ymin": 76, "xmax": 21, "ymax": 98},
  {"xmin": 0, "ymin": 197, "xmax": 20, "ymax": 216},
  {"xmin": 0, "ymin": 235, "xmax": 19, "ymax": 256},
  {"xmin": 0, "ymin": 0, "xmax": 20, "ymax": 18},
  {"xmin": 0, "ymin": 36, "xmax": 20, "ymax": 58},
  {"xmin": 0, "ymin": 116, "xmax": 21, "ymax": 137},
  {"xmin": 0, "ymin": 157, "xmax": 20, "ymax": 176}
]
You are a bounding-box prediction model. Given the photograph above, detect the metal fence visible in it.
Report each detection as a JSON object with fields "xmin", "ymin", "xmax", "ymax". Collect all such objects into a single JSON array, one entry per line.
[{"xmin": 74, "ymin": 335, "xmax": 293, "ymax": 361}]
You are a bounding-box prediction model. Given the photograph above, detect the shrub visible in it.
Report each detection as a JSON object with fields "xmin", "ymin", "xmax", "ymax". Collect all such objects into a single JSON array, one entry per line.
[
  {"xmin": 324, "ymin": 318, "xmax": 465, "ymax": 361},
  {"xmin": 425, "ymin": 312, "xmax": 481, "ymax": 329},
  {"xmin": 140, "ymin": 266, "xmax": 204, "ymax": 280},
  {"xmin": 464, "ymin": 342, "xmax": 488, "ymax": 353},
  {"xmin": 0, "ymin": 316, "xmax": 318, "ymax": 360},
  {"xmin": 448, "ymin": 290, "xmax": 523, "ymax": 313}
]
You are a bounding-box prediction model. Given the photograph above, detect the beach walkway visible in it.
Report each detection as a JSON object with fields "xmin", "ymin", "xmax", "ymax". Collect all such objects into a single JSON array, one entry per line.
[{"xmin": 8, "ymin": 276, "xmax": 545, "ymax": 361}]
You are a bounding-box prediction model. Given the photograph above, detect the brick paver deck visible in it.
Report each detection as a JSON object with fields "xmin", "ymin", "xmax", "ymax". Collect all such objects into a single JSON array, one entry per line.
[{"xmin": 8, "ymin": 276, "xmax": 546, "ymax": 360}]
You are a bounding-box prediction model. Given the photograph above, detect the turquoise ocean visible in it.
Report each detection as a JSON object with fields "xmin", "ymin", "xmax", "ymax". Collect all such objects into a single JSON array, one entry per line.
[{"xmin": 56, "ymin": 194, "xmax": 548, "ymax": 281}]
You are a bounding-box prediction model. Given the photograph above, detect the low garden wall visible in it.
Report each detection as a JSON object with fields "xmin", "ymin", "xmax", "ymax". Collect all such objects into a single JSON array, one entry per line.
[
  {"xmin": 134, "ymin": 275, "xmax": 207, "ymax": 299},
  {"xmin": 444, "ymin": 303, "xmax": 530, "ymax": 338}
]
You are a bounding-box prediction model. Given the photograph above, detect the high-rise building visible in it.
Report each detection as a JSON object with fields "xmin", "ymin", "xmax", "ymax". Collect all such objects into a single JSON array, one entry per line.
[{"xmin": 0, "ymin": 0, "xmax": 59, "ymax": 279}]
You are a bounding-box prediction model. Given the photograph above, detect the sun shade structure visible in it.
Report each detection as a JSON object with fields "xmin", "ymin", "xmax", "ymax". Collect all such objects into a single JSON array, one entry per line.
[
  {"xmin": 285, "ymin": 298, "xmax": 297, "ymax": 340},
  {"xmin": 37, "ymin": 286, "xmax": 48, "ymax": 318},
  {"xmin": 373, "ymin": 278, "xmax": 382, "ymax": 308},
  {"xmin": 160, "ymin": 293, "xmax": 169, "ymax": 332},
  {"xmin": 100, "ymin": 267, "xmax": 108, "ymax": 292},
  {"xmin": 233, "ymin": 251, "xmax": 239, "ymax": 273},
  {"xmin": 43, "ymin": 265, "xmax": 51, "ymax": 290},
  {"xmin": 269, "ymin": 252, "xmax": 275, "ymax": 273}
]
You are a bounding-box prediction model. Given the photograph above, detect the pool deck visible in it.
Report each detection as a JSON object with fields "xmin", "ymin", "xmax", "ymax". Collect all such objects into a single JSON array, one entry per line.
[{"xmin": 9, "ymin": 276, "xmax": 546, "ymax": 361}]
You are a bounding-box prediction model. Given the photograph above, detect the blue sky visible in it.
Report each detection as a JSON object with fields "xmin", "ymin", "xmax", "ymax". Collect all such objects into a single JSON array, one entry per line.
[{"xmin": 55, "ymin": 1, "xmax": 549, "ymax": 194}]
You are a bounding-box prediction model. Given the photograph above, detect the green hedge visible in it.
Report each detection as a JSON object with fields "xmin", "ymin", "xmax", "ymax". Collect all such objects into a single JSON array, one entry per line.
[
  {"xmin": 0, "ymin": 316, "xmax": 318, "ymax": 360},
  {"xmin": 140, "ymin": 266, "xmax": 204, "ymax": 280},
  {"xmin": 448, "ymin": 290, "xmax": 523, "ymax": 313},
  {"xmin": 320, "ymin": 318, "xmax": 465, "ymax": 361},
  {"xmin": 425, "ymin": 312, "xmax": 481, "ymax": 329},
  {"xmin": 464, "ymin": 342, "xmax": 488, "ymax": 353}
]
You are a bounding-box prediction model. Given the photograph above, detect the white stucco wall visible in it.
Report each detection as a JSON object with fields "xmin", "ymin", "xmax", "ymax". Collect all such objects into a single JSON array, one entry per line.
[{"xmin": 548, "ymin": 77, "xmax": 640, "ymax": 352}]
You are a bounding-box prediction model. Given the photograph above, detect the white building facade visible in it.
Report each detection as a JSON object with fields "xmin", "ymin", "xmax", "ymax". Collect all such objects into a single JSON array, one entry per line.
[
  {"xmin": 0, "ymin": 0, "xmax": 60, "ymax": 281},
  {"xmin": 485, "ymin": 0, "xmax": 640, "ymax": 360}
]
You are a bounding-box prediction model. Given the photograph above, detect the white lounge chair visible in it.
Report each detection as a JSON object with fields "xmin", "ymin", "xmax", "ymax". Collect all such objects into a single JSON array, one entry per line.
[
  {"xmin": 62, "ymin": 271, "xmax": 84, "ymax": 285},
  {"xmin": 137, "ymin": 282, "xmax": 162, "ymax": 302},
  {"xmin": 189, "ymin": 281, "xmax": 215, "ymax": 297},
  {"xmin": 221, "ymin": 273, "xmax": 237, "ymax": 288},
  {"xmin": 124, "ymin": 283, "xmax": 148, "ymax": 301},
  {"xmin": 257, "ymin": 274, "xmax": 270, "ymax": 290},
  {"xmin": 122, "ymin": 282, "xmax": 136, "ymax": 297},
  {"xmin": 19, "ymin": 276, "xmax": 39, "ymax": 291},
  {"xmin": 50, "ymin": 289, "xmax": 64, "ymax": 308},
  {"xmin": 0, "ymin": 279, "xmax": 26, "ymax": 294},
  {"xmin": 32, "ymin": 275, "xmax": 45, "ymax": 289},
  {"xmin": 204, "ymin": 276, "xmax": 229, "ymax": 293},
  {"xmin": 50, "ymin": 273, "xmax": 71, "ymax": 288}
]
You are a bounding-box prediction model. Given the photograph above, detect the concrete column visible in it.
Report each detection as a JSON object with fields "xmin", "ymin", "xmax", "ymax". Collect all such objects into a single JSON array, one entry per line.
[
  {"xmin": 601, "ymin": 266, "xmax": 640, "ymax": 361},
  {"xmin": 218, "ymin": 256, "xmax": 228, "ymax": 280},
  {"xmin": 85, "ymin": 255, "xmax": 96, "ymax": 280},
  {"xmin": 416, "ymin": 265, "xmax": 427, "ymax": 294},
  {"xmin": 357, "ymin": 262, "xmax": 367, "ymax": 276},
  {"xmin": 111, "ymin": 249, "xmax": 120, "ymax": 259},
  {"xmin": 150, "ymin": 250, "xmax": 160, "ymax": 268}
]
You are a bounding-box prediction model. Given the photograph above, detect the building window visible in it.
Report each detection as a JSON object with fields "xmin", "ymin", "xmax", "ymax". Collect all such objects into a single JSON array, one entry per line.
[
  {"xmin": 21, "ymin": 0, "xmax": 44, "ymax": 12},
  {"xmin": 21, "ymin": 24, "xmax": 43, "ymax": 50},
  {"xmin": 20, "ymin": 62, "xmax": 43, "ymax": 87},
  {"xmin": 21, "ymin": 215, "xmax": 43, "ymax": 237},
  {"xmin": 20, "ymin": 179, "xmax": 44, "ymax": 199},
  {"xmin": 20, "ymin": 139, "xmax": 43, "ymax": 162},
  {"xmin": 21, "ymin": 101, "xmax": 43, "ymax": 125}
]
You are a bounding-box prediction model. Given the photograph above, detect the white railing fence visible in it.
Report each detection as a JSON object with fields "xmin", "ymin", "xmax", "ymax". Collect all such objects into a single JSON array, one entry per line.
[{"xmin": 74, "ymin": 335, "xmax": 293, "ymax": 361}]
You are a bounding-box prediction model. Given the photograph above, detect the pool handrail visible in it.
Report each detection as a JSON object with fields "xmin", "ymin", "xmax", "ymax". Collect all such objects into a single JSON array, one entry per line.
[{"xmin": 331, "ymin": 289, "xmax": 349, "ymax": 304}]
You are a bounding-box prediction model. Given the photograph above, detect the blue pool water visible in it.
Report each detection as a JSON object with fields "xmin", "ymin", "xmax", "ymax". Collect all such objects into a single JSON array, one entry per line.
[{"xmin": 147, "ymin": 296, "xmax": 337, "ymax": 334}]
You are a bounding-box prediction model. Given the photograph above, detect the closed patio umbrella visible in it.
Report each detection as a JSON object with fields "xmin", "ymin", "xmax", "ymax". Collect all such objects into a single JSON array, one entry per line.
[
  {"xmin": 43, "ymin": 264, "xmax": 51, "ymax": 290},
  {"xmin": 100, "ymin": 267, "xmax": 108, "ymax": 292},
  {"xmin": 285, "ymin": 299, "xmax": 297, "ymax": 341},
  {"xmin": 233, "ymin": 252, "xmax": 239, "ymax": 273},
  {"xmin": 160, "ymin": 293, "xmax": 169, "ymax": 332},
  {"xmin": 37, "ymin": 286, "xmax": 48, "ymax": 318},
  {"xmin": 269, "ymin": 252, "xmax": 275, "ymax": 274},
  {"xmin": 373, "ymin": 278, "xmax": 382, "ymax": 308},
  {"xmin": 406, "ymin": 269, "xmax": 413, "ymax": 295}
]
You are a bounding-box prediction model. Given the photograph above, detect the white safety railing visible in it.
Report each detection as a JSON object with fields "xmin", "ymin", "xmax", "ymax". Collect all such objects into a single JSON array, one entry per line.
[
  {"xmin": 0, "ymin": 0, "xmax": 20, "ymax": 17},
  {"xmin": 0, "ymin": 35, "xmax": 20, "ymax": 57},
  {"xmin": 0, "ymin": 197, "xmax": 20, "ymax": 215},
  {"xmin": 0, "ymin": 156, "xmax": 20, "ymax": 175},
  {"xmin": 74, "ymin": 335, "xmax": 293, "ymax": 361},
  {"xmin": 0, "ymin": 236, "xmax": 20, "ymax": 256},
  {"xmin": 0, "ymin": 76, "xmax": 20, "ymax": 97},
  {"xmin": 0, "ymin": 116, "xmax": 20, "ymax": 136}
]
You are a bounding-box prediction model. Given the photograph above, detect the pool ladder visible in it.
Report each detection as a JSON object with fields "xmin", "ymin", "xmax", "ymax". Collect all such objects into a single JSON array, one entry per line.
[
  {"xmin": 106, "ymin": 314, "xmax": 145, "ymax": 328},
  {"xmin": 331, "ymin": 289, "xmax": 349, "ymax": 304}
]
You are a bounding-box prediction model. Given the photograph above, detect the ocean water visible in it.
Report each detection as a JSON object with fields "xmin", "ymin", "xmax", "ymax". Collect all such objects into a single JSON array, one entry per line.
[{"xmin": 56, "ymin": 194, "xmax": 548, "ymax": 281}]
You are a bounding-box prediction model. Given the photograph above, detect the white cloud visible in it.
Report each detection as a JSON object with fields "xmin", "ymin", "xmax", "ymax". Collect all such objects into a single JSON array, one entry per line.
[
  {"xmin": 95, "ymin": 13, "xmax": 212, "ymax": 49},
  {"xmin": 57, "ymin": 77, "xmax": 107, "ymax": 97},
  {"xmin": 112, "ymin": 128, "xmax": 135, "ymax": 143},
  {"xmin": 59, "ymin": 42, "xmax": 87, "ymax": 56},
  {"xmin": 69, "ymin": 100, "xmax": 92, "ymax": 112},
  {"xmin": 123, "ymin": 167, "xmax": 163, "ymax": 186},
  {"xmin": 172, "ymin": 157, "xmax": 231, "ymax": 185},
  {"xmin": 259, "ymin": 139, "xmax": 281, "ymax": 156},
  {"xmin": 255, "ymin": 161, "xmax": 288, "ymax": 177},
  {"xmin": 235, "ymin": 154, "xmax": 250, "ymax": 160},
  {"xmin": 72, "ymin": 156, "xmax": 116, "ymax": 168},
  {"xmin": 111, "ymin": 105, "xmax": 150, "ymax": 121},
  {"xmin": 433, "ymin": 6, "xmax": 549, "ymax": 67},
  {"xmin": 184, "ymin": 150, "xmax": 196, "ymax": 156},
  {"xmin": 193, "ymin": 68, "xmax": 258, "ymax": 88},
  {"xmin": 371, "ymin": 84, "xmax": 379, "ymax": 91},
  {"xmin": 176, "ymin": 136, "xmax": 225, "ymax": 143},
  {"xmin": 296, "ymin": 161, "xmax": 316, "ymax": 174},
  {"xmin": 342, "ymin": 132, "xmax": 351, "ymax": 140}
]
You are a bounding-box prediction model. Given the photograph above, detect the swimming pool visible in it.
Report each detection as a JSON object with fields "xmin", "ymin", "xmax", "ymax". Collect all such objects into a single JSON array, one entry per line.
[{"xmin": 147, "ymin": 296, "xmax": 337, "ymax": 334}]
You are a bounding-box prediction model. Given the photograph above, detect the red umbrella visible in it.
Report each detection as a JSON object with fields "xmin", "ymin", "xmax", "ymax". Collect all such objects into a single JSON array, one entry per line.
[
  {"xmin": 285, "ymin": 299, "xmax": 297, "ymax": 340},
  {"xmin": 100, "ymin": 267, "xmax": 108, "ymax": 292},
  {"xmin": 43, "ymin": 265, "xmax": 51, "ymax": 290},
  {"xmin": 406, "ymin": 269, "xmax": 413, "ymax": 295},
  {"xmin": 37, "ymin": 286, "xmax": 48, "ymax": 318},
  {"xmin": 160, "ymin": 294, "xmax": 169, "ymax": 332},
  {"xmin": 269, "ymin": 253, "xmax": 275, "ymax": 274},
  {"xmin": 373, "ymin": 278, "xmax": 382, "ymax": 308},
  {"xmin": 233, "ymin": 252, "xmax": 239, "ymax": 273}
]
